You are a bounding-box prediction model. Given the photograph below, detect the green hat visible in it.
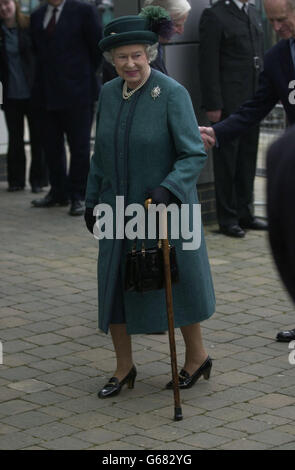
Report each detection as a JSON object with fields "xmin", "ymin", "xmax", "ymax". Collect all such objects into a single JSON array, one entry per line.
[{"xmin": 99, "ymin": 16, "xmax": 158, "ymax": 52}]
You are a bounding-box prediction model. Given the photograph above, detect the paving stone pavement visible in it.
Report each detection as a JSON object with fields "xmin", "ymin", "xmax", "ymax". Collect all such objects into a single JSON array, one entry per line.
[{"xmin": 1, "ymin": 181, "xmax": 295, "ymax": 450}]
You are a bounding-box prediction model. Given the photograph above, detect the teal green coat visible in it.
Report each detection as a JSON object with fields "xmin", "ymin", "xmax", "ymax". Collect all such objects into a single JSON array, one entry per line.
[{"xmin": 85, "ymin": 69, "xmax": 215, "ymax": 334}]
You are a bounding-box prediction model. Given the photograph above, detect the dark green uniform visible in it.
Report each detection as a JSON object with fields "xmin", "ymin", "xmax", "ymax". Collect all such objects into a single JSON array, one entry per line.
[{"xmin": 199, "ymin": 0, "xmax": 264, "ymax": 227}]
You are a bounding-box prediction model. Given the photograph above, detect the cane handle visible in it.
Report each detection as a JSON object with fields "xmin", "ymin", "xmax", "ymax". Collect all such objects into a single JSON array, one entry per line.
[{"xmin": 144, "ymin": 198, "xmax": 152, "ymax": 210}]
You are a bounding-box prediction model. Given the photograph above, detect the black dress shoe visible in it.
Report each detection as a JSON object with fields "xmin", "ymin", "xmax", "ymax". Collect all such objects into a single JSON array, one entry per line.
[
  {"xmin": 98, "ymin": 366, "xmax": 137, "ymax": 399},
  {"xmin": 276, "ymin": 329, "xmax": 295, "ymax": 342},
  {"xmin": 166, "ymin": 356, "xmax": 212, "ymax": 390},
  {"xmin": 239, "ymin": 218, "xmax": 268, "ymax": 230},
  {"xmin": 220, "ymin": 224, "xmax": 245, "ymax": 238},
  {"xmin": 31, "ymin": 192, "xmax": 69, "ymax": 207},
  {"xmin": 69, "ymin": 200, "xmax": 85, "ymax": 216}
]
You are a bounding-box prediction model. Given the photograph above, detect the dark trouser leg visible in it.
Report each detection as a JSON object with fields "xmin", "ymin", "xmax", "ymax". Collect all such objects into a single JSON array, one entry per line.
[
  {"xmin": 40, "ymin": 110, "xmax": 68, "ymax": 200},
  {"xmin": 26, "ymin": 103, "xmax": 48, "ymax": 189},
  {"xmin": 4, "ymin": 99, "xmax": 26, "ymax": 188},
  {"xmin": 236, "ymin": 126, "xmax": 260, "ymax": 223},
  {"xmin": 213, "ymin": 139, "xmax": 239, "ymax": 227},
  {"xmin": 63, "ymin": 105, "xmax": 93, "ymax": 202}
]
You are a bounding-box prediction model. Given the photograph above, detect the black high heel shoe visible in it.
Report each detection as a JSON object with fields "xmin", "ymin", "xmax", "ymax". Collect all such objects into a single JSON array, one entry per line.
[
  {"xmin": 166, "ymin": 356, "xmax": 212, "ymax": 390},
  {"xmin": 98, "ymin": 366, "xmax": 137, "ymax": 399}
]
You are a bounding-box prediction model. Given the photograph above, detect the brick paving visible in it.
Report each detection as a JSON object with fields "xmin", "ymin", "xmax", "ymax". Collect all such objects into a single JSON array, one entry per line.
[{"xmin": 0, "ymin": 180, "xmax": 295, "ymax": 450}]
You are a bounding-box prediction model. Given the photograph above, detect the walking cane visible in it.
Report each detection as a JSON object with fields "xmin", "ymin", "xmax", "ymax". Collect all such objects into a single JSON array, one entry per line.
[{"xmin": 145, "ymin": 198, "xmax": 183, "ymax": 421}]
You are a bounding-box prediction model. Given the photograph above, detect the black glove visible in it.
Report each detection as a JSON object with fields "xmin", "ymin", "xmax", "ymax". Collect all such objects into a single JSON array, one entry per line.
[
  {"xmin": 150, "ymin": 186, "xmax": 171, "ymax": 206},
  {"xmin": 84, "ymin": 207, "xmax": 96, "ymax": 234}
]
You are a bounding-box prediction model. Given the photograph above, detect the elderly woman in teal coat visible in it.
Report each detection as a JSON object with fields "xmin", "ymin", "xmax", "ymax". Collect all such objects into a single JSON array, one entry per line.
[{"xmin": 84, "ymin": 8, "xmax": 215, "ymax": 399}]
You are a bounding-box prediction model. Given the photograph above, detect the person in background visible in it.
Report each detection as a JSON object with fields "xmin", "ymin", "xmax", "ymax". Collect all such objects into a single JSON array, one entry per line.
[
  {"xmin": 143, "ymin": 0, "xmax": 191, "ymax": 74},
  {"xmin": 102, "ymin": 0, "xmax": 191, "ymax": 83},
  {"xmin": 200, "ymin": 0, "xmax": 295, "ymax": 154},
  {"xmin": 199, "ymin": 0, "xmax": 266, "ymax": 239},
  {"xmin": 30, "ymin": 0, "xmax": 102, "ymax": 216},
  {"xmin": 97, "ymin": 0, "xmax": 113, "ymax": 27},
  {"xmin": 0, "ymin": 0, "xmax": 47, "ymax": 193},
  {"xmin": 199, "ymin": 0, "xmax": 295, "ymax": 341}
]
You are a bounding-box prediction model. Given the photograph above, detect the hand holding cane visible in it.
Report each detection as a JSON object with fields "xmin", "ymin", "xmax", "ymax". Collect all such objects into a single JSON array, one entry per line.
[{"xmin": 145, "ymin": 198, "xmax": 183, "ymax": 421}]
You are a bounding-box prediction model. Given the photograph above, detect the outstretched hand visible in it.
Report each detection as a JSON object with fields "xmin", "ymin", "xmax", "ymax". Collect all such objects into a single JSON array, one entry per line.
[{"xmin": 199, "ymin": 126, "xmax": 216, "ymax": 151}]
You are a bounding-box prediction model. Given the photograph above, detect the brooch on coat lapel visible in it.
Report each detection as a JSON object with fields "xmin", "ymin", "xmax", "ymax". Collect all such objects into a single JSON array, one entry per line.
[{"xmin": 151, "ymin": 86, "xmax": 161, "ymax": 100}]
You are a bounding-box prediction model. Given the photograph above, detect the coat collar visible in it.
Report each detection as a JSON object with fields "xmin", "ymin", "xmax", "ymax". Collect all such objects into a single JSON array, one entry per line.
[
  {"xmin": 36, "ymin": 0, "xmax": 72, "ymax": 31},
  {"xmin": 225, "ymin": 0, "xmax": 249, "ymax": 23}
]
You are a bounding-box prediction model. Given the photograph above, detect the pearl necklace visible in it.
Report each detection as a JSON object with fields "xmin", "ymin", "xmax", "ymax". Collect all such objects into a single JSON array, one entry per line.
[{"xmin": 122, "ymin": 69, "xmax": 151, "ymax": 100}]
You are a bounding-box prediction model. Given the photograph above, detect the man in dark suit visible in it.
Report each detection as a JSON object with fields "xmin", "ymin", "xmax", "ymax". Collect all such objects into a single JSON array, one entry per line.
[
  {"xmin": 200, "ymin": 0, "xmax": 295, "ymax": 340},
  {"xmin": 267, "ymin": 126, "xmax": 295, "ymax": 340},
  {"xmin": 199, "ymin": 0, "xmax": 266, "ymax": 238},
  {"xmin": 31, "ymin": 0, "xmax": 102, "ymax": 216},
  {"xmin": 200, "ymin": 0, "xmax": 295, "ymax": 151}
]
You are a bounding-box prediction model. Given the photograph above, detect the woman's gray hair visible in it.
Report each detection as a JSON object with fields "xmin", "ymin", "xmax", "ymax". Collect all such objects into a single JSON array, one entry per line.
[
  {"xmin": 103, "ymin": 42, "xmax": 159, "ymax": 65},
  {"xmin": 143, "ymin": 0, "xmax": 191, "ymax": 19}
]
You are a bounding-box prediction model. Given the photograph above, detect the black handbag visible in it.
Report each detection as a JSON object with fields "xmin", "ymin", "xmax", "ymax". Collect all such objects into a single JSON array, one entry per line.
[{"xmin": 125, "ymin": 240, "xmax": 179, "ymax": 292}]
